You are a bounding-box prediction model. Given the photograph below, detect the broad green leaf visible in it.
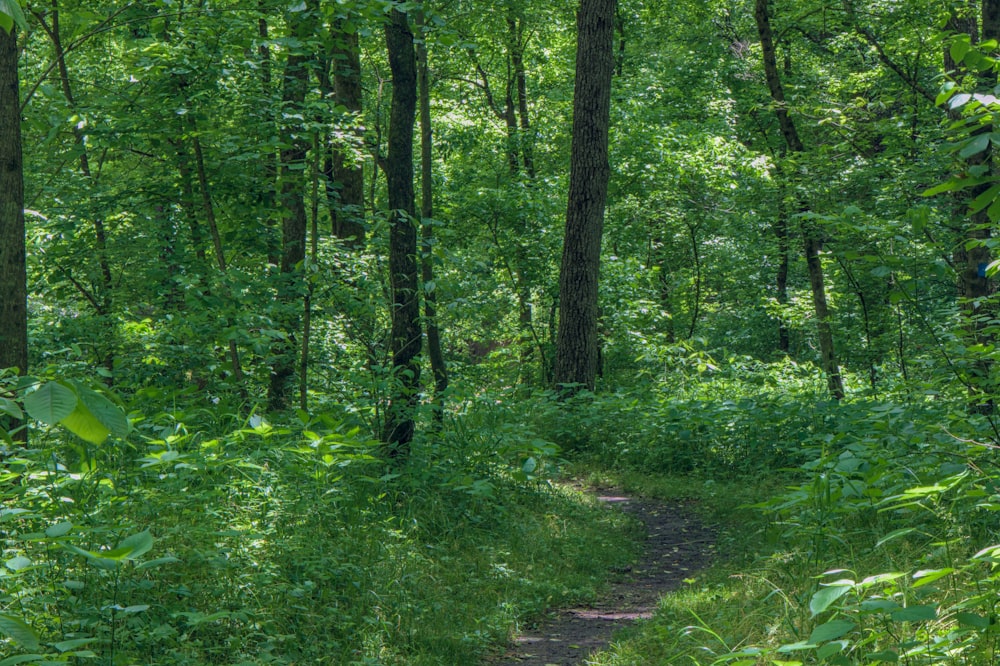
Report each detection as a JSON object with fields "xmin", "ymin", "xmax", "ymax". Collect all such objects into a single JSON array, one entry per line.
[
  {"xmin": 45, "ymin": 521, "xmax": 73, "ymax": 538},
  {"xmin": 816, "ymin": 641, "xmax": 846, "ymax": 660},
  {"xmin": 867, "ymin": 649, "xmax": 899, "ymax": 662},
  {"xmin": 115, "ymin": 530, "xmax": 153, "ymax": 560},
  {"xmin": 59, "ymin": 400, "xmax": 110, "ymax": 444},
  {"xmin": 0, "ymin": 0, "xmax": 26, "ymax": 33},
  {"xmin": 0, "ymin": 613, "xmax": 39, "ymax": 651},
  {"xmin": 135, "ymin": 556, "xmax": 180, "ymax": 570},
  {"xmin": 969, "ymin": 183, "xmax": 1000, "ymax": 214},
  {"xmin": 23, "ymin": 382, "xmax": 77, "ymax": 425},
  {"xmin": 4, "ymin": 555, "xmax": 30, "ymax": 571},
  {"xmin": 55, "ymin": 383, "xmax": 128, "ymax": 444},
  {"xmin": 957, "ymin": 612, "xmax": 990, "ymax": 628},
  {"xmin": 810, "ymin": 585, "xmax": 851, "ymax": 616},
  {"xmin": 959, "ymin": 134, "xmax": 991, "ymax": 159},
  {"xmin": 0, "ymin": 655, "xmax": 45, "ymax": 666},
  {"xmin": 951, "ymin": 36, "xmax": 972, "ymax": 65},
  {"xmin": 891, "ymin": 605, "xmax": 936, "ymax": 622},
  {"xmin": 808, "ymin": 620, "xmax": 855, "ymax": 643},
  {"xmin": 53, "ymin": 638, "xmax": 96, "ymax": 652},
  {"xmin": 0, "ymin": 397, "xmax": 22, "ymax": 420},
  {"xmin": 912, "ymin": 567, "xmax": 954, "ymax": 588}
]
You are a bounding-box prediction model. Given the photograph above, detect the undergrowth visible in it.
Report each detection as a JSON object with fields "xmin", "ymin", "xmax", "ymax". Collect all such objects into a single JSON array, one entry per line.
[{"xmin": 0, "ymin": 389, "xmax": 637, "ymax": 665}]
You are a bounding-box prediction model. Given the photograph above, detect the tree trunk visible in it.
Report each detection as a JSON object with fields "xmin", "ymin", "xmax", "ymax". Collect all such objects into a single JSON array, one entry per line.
[
  {"xmin": 754, "ymin": 0, "xmax": 844, "ymax": 399},
  {"xmin": 381, "ymin": 7, "xmax": 422, "ymax": 456},
  {"xmin": 954, "ymin": 0, "xmax": 999, "ymax": 411},
  {"xmin": 329, "ymin": 21, "xmax": 366, "ymax": 245},
  {"xmin": 553, "ymin": 0, "xmax": 616, "ymax": 393},
  {"xmin": 267, "ymin": 0, "xmax": 315, "ymax": 411},
  {"xmin": 416, "ymin": 3, "xmax": 448, "ymax": 424},
  {"xmin": 508, "ymin": 15, "xmax": 535, "ymax": 178},
  {"xmin": 0, "ymin": 24, "xmax": 27, "ymax": 442}
]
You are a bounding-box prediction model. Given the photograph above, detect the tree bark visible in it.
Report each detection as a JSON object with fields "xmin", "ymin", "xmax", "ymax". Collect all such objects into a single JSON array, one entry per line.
[
  {"xmin": 382, "ymin": 7, "xmax": 422, "ymax": 456},
  {"xmin": 0, "ymin": 24, "xmax": 28, "ymax": 441},
  {"xmin": 954, "ymin": 0, "xmax": 999, "ymax": 411},
  {"xmin": 268, "ymin": 0, "xmax": 316, "ymax": 411},
  {"xmin": 416, "ymin": 3, "xmax": 448, "ymax": 424},
  {"xmin": 755, "ymin": 0, "xmax": 844, "ymax": 400},
  {"xmin": 328, "ymin": 21, "xmax": 366, "ymax": 245},
  {"xmin": 554, "ymin": 0, "xmax": 616, "ymax": 393}
]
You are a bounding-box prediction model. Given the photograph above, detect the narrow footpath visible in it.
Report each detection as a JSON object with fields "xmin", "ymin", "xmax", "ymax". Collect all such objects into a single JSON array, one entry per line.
[{"xmin": 492, "ymin": 493, "xmax": 717, "ymax": 665}]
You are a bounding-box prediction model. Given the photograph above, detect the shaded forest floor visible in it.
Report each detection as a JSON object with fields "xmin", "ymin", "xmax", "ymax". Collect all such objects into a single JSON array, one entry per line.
[{"xmin": 492, "ymin": 491, "xmax": 717, "ymax": 665}]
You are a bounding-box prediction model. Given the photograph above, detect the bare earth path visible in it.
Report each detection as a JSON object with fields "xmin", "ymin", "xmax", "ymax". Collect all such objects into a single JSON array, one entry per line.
[{"xmin": 491, "ymin": 493, "xmax": 717, "ymax": 665}]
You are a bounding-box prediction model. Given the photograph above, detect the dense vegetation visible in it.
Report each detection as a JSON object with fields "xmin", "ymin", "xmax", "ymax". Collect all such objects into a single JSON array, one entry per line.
[{"xmin": 4, "ymin": 0, "xmax": 1000, "ymax": 664}]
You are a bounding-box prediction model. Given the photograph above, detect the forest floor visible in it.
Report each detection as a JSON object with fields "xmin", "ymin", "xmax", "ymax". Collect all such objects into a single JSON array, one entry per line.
[{"xmin": 491, "ymin": 491, "xmax": 718, "ymax": 665}]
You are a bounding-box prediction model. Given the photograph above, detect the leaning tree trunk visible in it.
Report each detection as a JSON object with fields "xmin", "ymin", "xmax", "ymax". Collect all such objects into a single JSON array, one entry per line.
[
  {"xmin": 553, "ymin": 0, "xmax": 616, "ymax": 393},
  {"xmin": 755, "ymin": 0, "xmax": 844, "ymax": 400},
  {"xmin": 381, "ymin": 7, "xmax": 422, "ymax": 457},
  {"xmin": 0, "ymin": 23, "xmax": 28, "ymax": 442}
]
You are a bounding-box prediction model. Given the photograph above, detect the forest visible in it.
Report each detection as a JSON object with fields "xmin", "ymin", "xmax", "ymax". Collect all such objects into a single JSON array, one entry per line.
[{"xmin": 2, "ymin": 0, "xmax": 1000, "ymax": 663}]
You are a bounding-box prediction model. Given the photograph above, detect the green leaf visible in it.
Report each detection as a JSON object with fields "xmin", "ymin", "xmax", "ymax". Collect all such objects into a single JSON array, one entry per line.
[
  {"xmin": 969, "ymin": 183, "xmax": 1000, "ymax": 214},
  {"xmin": 959, "ymin": 133, "xmax": 991, "ymax": 159},
  {"xmin": 45, "ymin": 521, "xmax": 73, "ymax": 538},
  {"xmin": 0, "ymin": 0, "xmax": 27, "ymax": 33},
  {"xmin": 23, "ymin": 382, "xmax": 77, "ymax": 425},
  {"xmin": 4, "ymin": 555, "xmax": 31, "ymax": 571},
  {"xmin": 0, "ymin": 655, "xmax": 45, "ymax": 666},
  {"xmin": 808, "ymin": 620, "xmax": 855, "ymax": 643},
  {"xmin": 891, "ymin": 605, "xmax": 936, "ymax": 622},
  {"xmin": 0, "ymin": 613, "xmax": 39, "ymax": 651},
  {"xmin": 59, "ymin": 400, "xmax": 110, "ymax": 444},
  {"xmin": 912, "ymin": 567, "xmax": 954, "ymax": 588},
  {"xmin": 74, "ymin": 384, "xmax": 129, "ymax": 438},
  {"xmin": 816, "ymin": 641, "xmax": 846, "ymax": 660},
  {"xmin": 957, "ymin": 612, "xmax": 991, "ymax": 629},
  {"xmin": 867, "ymin": 649, "xmax": 899, "ymax": 662},
  {"xmin": 134, "ymin": 556, "xmax": 180, "ymax": 570},
  {"xmin": 0, "ymin": 397, "xmax": 22, "ymax": 420},
  {"xmin": 115, "ymin": 530, "xmax": 153, "ymax": 560},
  {"xmin": 810, "ymin": 585, "xmax": 852, "ymax": 616},
  {"xmin": 53, "ymin": 638, "xmax": 96, "ymax": 652},
  {"xmin": 951, "ymin": 36, "xmax": 972, "ymax": 65}
]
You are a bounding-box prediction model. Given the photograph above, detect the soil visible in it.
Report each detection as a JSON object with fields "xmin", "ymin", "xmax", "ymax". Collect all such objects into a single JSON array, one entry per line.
[{"xmin": 490, "ymin": 492, "xmax": 717, "ymax": 665}]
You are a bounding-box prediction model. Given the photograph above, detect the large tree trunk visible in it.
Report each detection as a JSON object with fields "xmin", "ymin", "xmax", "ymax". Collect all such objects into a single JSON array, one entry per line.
[
  {"xmin": 553, "ymin": 0, "xmax": 616, "ymax": 393},
  {"xmin": 754, "ymin": 0, "xmax": 844, "ymax": 400},
  {"xmin": 416, "ymin": 3, "xmax": 448, "ymax": 423},
  {"xmin": 953, "ymin": 0, "xmax": 999, "ymax": 411},
  {"xmin": 0, "ymin": 24, "xmax": 28, "ymax": 441},
  {"xmin": 382, "ymin": 7, "xmax": 422, "ymax": 456},
  {"xmin": 267, "ymin": 0, "xmax": 316, "ymax": 411}
]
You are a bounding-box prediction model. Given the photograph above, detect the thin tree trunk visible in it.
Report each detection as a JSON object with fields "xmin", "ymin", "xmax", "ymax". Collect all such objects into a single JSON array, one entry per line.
[
  {"xmin": 382, "ymin": 7, "xmax": 422, "ymax": 455},
  {"xmin": 41, "ymin": 1, "xmax": 115, "ymax": 379},
  {"xmin": 755, "ymin": 0, "xmax": 844, "ymax": 399},
  {"xmin": 258, "ymin": 6, "xmax": 281, "ymax": 267},
  {"xmin": 0, "ymin": 24, "xmax": 28, "ymax": 442},
  {"xmin": 189, "ymin": 118, "xmax": 246, "ymax": 387},
  {"xmin": 508, "ymin": 15, "xmax": 535, "ymax": 178},
  {"xmin": 416, "ymin": 3, "xmax": 448, "ymax": 423},
  {"xmin": 554, "ymin": 0, "xmax": 616, "ymax": 393}
]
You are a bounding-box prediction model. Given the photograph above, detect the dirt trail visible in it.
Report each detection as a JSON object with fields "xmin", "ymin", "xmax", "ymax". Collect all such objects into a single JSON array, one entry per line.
[{"xmin": 492, "ymin": 493, "xmax": 716, "ymax": 665}]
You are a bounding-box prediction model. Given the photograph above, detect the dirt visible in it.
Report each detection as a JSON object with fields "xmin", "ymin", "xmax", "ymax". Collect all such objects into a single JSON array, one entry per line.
[{"xmin": 490, "ymin": 492, "xmax": 717, "ymax": 666}]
